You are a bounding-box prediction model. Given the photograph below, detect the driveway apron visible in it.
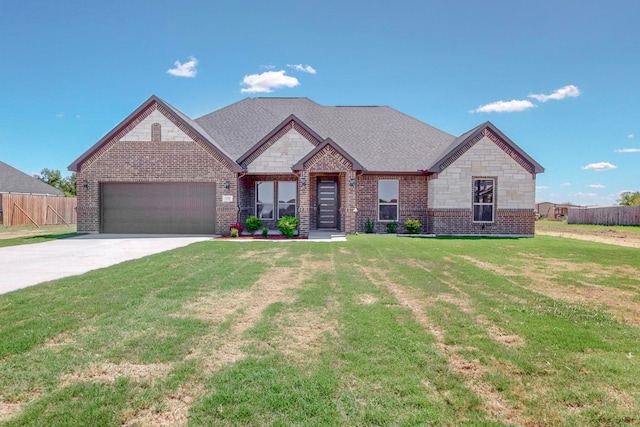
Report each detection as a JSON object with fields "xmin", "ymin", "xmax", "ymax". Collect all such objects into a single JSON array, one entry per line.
[{"xmin": 0, "ymin": 234, "xmax": 212, "ymax": 295}]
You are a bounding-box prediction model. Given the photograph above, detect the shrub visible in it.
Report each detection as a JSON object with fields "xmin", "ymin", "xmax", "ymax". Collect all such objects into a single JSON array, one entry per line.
[
  {"xmin": 230, "ymin": 222, "xmax": 244, "ymax": 234},
  {"xmin": 230, "ymin": 227, "xmax": 239, "ymax": 238},
  {"xmin": 364, "ymin": 218, "xmax": 375, "ymax": 233},
  {"xmin": 277, "ymin": 215, "xmax": 298, "ymax": 238},
  {"xmin": 245, "ymin": 215, "xmax": 263, "ymax": 235},
  {"xmin": 262, "ymin": 227, "xmax": 269, "ymax": 238},
  {"xmin": 404, "ymin": 218, "xmax": 422, "ymax": 234},
  {"xmin": 386, "ymin": 222, "xmax": 398, "ymax": 233}
]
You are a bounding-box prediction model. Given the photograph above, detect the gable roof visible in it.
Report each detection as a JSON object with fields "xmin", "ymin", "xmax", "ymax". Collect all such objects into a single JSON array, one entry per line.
[
  {"xmin": 292, "ymin": 138, "xmax": 365, "ymax": 171},
  {"xmin": 195, "ymin": 97, "xmax": 458, "ymax": 172},
  {"xmin": 429, "ymin": 121, "xmax": 545, "ymax": 174},
  {"xmin": 0, "ymin": 161, "xmax": 64, "ymax": 195},
  {"xmin": 68, "ymin": 95, "xmax": 242, "ymax": 172}
]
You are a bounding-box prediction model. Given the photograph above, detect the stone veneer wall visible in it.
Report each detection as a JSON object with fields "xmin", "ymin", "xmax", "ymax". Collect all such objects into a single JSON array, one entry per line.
[
  {"xmin": 247, "ymin": 128, "xmax": 315, "ymax": 173},
  {"xmin": 427, "ymin": 134, "xmax": 537, "ymax": 236},
  {"xmin": 76, "ymin": 103, "xmax": 237, "ymax": 234}
]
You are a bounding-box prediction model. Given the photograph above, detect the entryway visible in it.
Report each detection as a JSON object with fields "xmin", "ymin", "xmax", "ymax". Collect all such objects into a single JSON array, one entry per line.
[{"xmin": 316, "ymin": 178, "xmax": 338, "ymax": 229}]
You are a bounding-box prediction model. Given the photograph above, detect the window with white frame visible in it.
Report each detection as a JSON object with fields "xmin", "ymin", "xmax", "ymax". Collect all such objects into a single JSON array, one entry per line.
[
  {"xmin": 256, "ymin": 181, "xmax": 297, "ymax": 220},
  {"xmin": 378, "ymin": 179, "xmax": 398, "ymax": 221},
  {"xmin": 473, "ymin": 178, "xmax": 495, "ymax": 222}
]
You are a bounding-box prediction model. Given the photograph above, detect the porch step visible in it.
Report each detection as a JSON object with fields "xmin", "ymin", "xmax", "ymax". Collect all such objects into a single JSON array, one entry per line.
[{"xmin": 307, "ymin": 230, "xmax": 347, "ymax": 242}]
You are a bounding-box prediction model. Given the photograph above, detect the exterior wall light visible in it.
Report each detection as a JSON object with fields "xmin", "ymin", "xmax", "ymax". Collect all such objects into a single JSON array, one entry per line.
[
  {"xmin": 300, "ymin": 177, "xmax": 307, "ymax": 188},
  {"xmin": 349, "ymin": 177, "xmax": 356, "ymax": 189},
  {"xmin": 224, "ymin": 180, "xmax": 231, "ymax": 191},
  {"xmin": 83, "ymin": 180, "xmax": 89, "ymax": 190}
]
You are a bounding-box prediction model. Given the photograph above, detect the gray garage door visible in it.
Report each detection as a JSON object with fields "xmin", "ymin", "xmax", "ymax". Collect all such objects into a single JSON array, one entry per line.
[{"xmin": 101, "ymin": 182, "xmax": 216, "ymax": 234}]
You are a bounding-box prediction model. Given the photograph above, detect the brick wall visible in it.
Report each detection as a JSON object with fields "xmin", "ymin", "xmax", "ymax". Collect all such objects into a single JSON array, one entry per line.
[
  {"xmin": 356, "ymin": 174, "xmax": 428, "ymax": 233},
  {"xmin": 76, "ymin": 103, "xmax": 237, "ymax": 234},
  {"xmin": 428, "ymin": 208, "xmax": 535, "ymax": 236}
]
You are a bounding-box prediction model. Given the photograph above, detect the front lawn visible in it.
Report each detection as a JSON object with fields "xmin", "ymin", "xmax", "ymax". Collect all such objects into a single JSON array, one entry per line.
[{"xmin": 1, "ymin": 235, "xmax": 639, "ymax": 426}]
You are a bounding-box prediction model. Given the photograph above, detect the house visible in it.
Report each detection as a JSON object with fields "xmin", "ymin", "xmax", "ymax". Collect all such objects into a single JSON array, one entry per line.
[
  {"xmin": 0, "ymin": 160, "xmax": 76, "ymax": 226},
  {"xmin": 68, "ymin": 96, "xmax": 544, "ymax": 236},
  {"xmin": 535, "ymin": 202, "xmax": 581, "ymax": 220},
  {"xmin": 0, "ymin": 161, "xmax": 64, "ymax": 196}
]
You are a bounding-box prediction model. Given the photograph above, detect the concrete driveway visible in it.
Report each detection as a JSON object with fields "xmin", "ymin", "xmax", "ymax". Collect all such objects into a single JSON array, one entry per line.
[{"xmin": 0, "ymin": 234, "xmax": 213, "ymax": 295}]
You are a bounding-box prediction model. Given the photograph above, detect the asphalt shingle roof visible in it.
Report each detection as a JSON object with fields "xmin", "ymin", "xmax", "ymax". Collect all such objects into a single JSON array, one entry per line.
[
  {"xmin": 0, "ymin": 161, "xmax": 64, "ymax": 195},
  {"xmin": 195, "ymin": 97, "xmax": 457, "ymax": 172}
]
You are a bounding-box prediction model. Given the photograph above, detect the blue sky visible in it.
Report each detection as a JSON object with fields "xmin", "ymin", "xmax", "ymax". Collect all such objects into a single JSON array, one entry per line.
[{"xmin": 1, "ymin": 0, "xmax": 638, "ymax": 205}]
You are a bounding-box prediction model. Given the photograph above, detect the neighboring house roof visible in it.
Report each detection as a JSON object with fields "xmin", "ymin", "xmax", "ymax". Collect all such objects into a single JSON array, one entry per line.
[
  {"xmin": 0, "ymin": 160, "xmax": 64, "ymax": 195},
  {"xmin": 68, "ymin": 95, "xmax": 242, "ymax": 172}
]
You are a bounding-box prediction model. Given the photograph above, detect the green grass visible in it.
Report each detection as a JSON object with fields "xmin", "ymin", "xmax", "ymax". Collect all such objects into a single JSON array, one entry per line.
[
  {"xmin": 1, "ymin": 235, "xmax": 639, "ymax": 426},
  {"xmin": 0, "ymin": 225, "xmax": 78, "ymax": 248}
]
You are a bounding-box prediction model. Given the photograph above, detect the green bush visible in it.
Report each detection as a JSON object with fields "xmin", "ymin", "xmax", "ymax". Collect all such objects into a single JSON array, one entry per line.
[
  {"xmin": 230, "ymin": 227, "xmax": 239, "ymax": 238},
  {"xmin": 386, "ymin": 222, "xmax": 398, "ymax": 233},
  {"xmin": 404, "ymin": 218, "xmax": 422, "ymax": 234},
  {"xmin": 245, "ymin": 215, "xmax": 263, "ymax": 235},
  {"xmin": 364, "ymin": 218, "xmax": 375, "ymax": 233},
  {"xmin": 277, "ymin": 215, "xmax": 298, "ymax": 238},
  {"xmin": 262, "ymin": 227, "xmax": 269, "ymax": 238}
]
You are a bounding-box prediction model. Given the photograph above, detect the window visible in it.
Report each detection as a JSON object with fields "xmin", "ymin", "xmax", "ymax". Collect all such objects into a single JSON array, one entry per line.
[
  {"xmin": 256, "ymin": 182, "xmax": 274, "ymax": 219},
  {"xmin": 473, "ymin": 178, "xmax": 494, "ymax": 222},
  {"xmin": 256, "ymin": 181, "xmax": 297, "ymax": 219},
  {"xmin": 378, "ymin": 179, "xmax": 398, "ymax": 221},
  {"xmin": 278, "ymin": 181, "xmax": 296, "ymax": 218}
]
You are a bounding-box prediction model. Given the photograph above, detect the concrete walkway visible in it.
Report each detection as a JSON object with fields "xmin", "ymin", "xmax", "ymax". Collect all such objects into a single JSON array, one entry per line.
[{"xmin": 0, "ymin": 234, "xmax": 212, "ymax": 295}]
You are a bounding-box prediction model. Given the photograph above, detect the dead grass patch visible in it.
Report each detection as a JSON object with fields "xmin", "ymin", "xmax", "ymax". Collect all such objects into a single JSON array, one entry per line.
[
  {"xmin": 477, "ymin": 315, "xmax": 525, "ymax": 348},
  {"xmin": 60, "ymin": 362, "xmax": 173, "ymax": 388},
  {"xmin": 358, "ymin": 294, "xmax": 378, "ymax": 305},
  {"xmin": 0, "ymin": 402, "xmax": 23, "ymax": 423},
  {"xmin": 122, "ymin": 383, "xmax": 204, "ymax": 427},
  {"xmin": 459, "ymin": 255, "xmax": 640, "ymax": 328},
  {"xmin": 271, "ymin": 299, "xmax": 339, "ymax": 363},
  {"xmin": 357, "ymin": 263, "xmax": 535, "ymax": 426}
]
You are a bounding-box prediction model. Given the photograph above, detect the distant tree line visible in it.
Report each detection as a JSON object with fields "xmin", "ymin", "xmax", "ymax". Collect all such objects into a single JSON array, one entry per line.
[
  {"xmin": 36, "ymin": 168, "xmax": 76, "ymax": 197},
  {"xmin": 618, "ymin": 191, "xmax": 640, "ymax": 206}
]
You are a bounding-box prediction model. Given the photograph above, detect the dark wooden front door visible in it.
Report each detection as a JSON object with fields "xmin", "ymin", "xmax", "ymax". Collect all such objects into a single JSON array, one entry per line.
[{"xmin": 317, "ymin": 178, "xmax": 338, "ymax": 229}]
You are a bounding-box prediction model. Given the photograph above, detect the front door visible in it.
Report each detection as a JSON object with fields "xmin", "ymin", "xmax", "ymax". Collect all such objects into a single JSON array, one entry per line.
[{"xmin": 317, "ymin": 178, "xmax": 338, "ymax": 229}]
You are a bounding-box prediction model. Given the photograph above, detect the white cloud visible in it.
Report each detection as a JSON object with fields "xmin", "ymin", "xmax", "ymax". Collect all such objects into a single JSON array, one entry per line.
[
  {"xmin": 536, "ymin": 186, "xmax": 549, "ymax": 190},
  {"xmin": 529, "ymin": 85, "xmax": 580, "ymax": 102},
  {"xmin": 581, "ymin": 162, "xmax": 617, "ymax": 171},
  {"xmin": 287, "ymin": 64, "xmax": 317, "ymax": 74},
  {"xmin": 589, "ymin": 184, "xmax": 605, "ymax": 188},
  {"xmin": 471, "ymin": 99, "xmax": 536, "ymax": 113},
  {"xmin": 167, "ymin": 56, "xmax": 198, "ymax": 78},
  {"xmin": 629, "ymin": 134, "xmax": 634, "ymax": 139},
  {"xmin": 614, "ymin": 148, "xmax": 640, "ymax": 153},
  {"xmin": 569, "ymin": 192, "xmax": 599, "ymax": 198},
  {"xmin": 560, "ymin": 182, "xmax": 572, "ymax": 187},
  {"xmin": 241, "ymin": 70, "xmax": 299, "ymax": 93}
]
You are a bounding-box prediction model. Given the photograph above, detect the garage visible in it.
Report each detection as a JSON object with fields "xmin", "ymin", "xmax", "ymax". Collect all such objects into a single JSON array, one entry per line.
[{"xmin": 101, "ymin": 182, "xmax": 216, "ymax": 234}]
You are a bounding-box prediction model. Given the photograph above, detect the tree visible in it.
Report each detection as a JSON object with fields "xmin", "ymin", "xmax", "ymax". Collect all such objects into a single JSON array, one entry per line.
[
  {"xmin": 618, "ymin": 191, "xmax": 640, "ymax": 206},
  {"xmin": 37, "ymin": 168, "xmax": 77, "ymax": 197}
]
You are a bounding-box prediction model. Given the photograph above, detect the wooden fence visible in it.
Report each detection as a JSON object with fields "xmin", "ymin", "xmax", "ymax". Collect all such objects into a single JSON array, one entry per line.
[
  {"xmin": 0, "ymin": 193, "xmax": 77, "ymax": 227},
  {"xmin": 568, "ymin": 206, "xmax": 640, "ymax": 226}
]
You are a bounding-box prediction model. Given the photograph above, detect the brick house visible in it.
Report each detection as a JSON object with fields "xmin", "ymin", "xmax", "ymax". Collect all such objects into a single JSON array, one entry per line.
[{"xmin": 68, "ymin": 95, "xmax": 544, "ymax": 236}]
